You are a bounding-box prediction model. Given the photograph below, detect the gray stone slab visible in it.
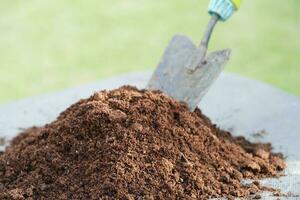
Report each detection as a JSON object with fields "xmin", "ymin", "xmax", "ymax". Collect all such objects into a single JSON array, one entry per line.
[{"xmin": 0, "ymin": 72, "xmax": 299, "ymax": 198}]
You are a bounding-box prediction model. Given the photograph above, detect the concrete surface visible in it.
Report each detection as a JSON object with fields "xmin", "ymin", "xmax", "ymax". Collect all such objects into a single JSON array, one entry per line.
[{"xmin": 0, "ymin": 72, "xmax": 299, "ymax": 199}]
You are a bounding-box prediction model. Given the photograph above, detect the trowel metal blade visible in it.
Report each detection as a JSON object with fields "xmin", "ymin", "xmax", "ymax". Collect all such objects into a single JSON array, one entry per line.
[{"xmin": 147, "ymin": 34, "xmax": 231, "ymax": 111}]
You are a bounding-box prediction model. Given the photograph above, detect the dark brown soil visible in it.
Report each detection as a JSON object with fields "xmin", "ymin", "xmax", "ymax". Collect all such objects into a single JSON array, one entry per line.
[{"xmin": 0, "ymin": 86, "xmax": 286, "ymax": 200}]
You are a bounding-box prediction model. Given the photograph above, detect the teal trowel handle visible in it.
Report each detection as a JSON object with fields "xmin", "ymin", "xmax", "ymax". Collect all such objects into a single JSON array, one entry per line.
[
  {"xmin": 208, "ymin": 0, "xmax": 241, "ymax": 21},
  {"xmin": 198, "ymin": 0, "xmax": 240, "ymax": 63}
]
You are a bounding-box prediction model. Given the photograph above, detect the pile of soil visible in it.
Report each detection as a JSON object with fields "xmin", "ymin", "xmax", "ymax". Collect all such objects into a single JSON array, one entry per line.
[{"xmin": 0, "ymin": 86, "xmax": 286, "ymax": 199}]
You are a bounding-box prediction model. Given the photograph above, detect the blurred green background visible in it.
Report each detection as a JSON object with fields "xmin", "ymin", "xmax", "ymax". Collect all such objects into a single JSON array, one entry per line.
[{"xmin": 0, "ymin": 0, "xmax": 299, "ymax": 103}]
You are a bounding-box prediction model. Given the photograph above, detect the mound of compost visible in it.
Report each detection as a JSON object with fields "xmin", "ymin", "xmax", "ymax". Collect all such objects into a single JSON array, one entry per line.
[{"xmin": 0, "ymin": 86, "xmax": 286, "ymax": 199}]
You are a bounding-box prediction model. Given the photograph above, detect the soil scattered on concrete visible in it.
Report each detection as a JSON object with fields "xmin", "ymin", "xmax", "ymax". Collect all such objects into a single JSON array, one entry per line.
[
  {"xmin": 0, "ymin": 137, "xmax": 5, "ymax": 146},
  {"xmin": 252, "ymin": 130, "xmax": 269, "ymax": 138},
  {"xmin": 0, "ymin": 86, "xmax": 286, "ymax": 199}
]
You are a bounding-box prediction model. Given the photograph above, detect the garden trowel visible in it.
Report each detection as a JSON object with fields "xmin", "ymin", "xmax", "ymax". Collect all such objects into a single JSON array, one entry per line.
[{"xmin": 147, "ymin": 0, "xmax": 241, "ymax": 111}]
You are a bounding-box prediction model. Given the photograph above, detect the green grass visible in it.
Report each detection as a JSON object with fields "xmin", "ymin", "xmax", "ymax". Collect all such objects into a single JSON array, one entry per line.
[{"xmin": 0, "ymin": 0, "xmax": 299, "ymax": 103}]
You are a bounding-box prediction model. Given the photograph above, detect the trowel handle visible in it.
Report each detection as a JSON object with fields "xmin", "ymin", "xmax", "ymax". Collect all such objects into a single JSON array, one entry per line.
[
  {"xmin": 208, "ymin": 0, "xmax": 240, "ymax": 21},
  {"xmin": 199, "ymin": 0, "xmax": 240, "ymax": 62}
]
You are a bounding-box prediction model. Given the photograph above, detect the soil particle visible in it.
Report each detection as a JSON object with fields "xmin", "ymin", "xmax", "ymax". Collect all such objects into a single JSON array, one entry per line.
[
  {"xmin": 254, "ymin": 148, "xmax": 270, "ymax": 159},
  {"xmin": 0, "ymin": 86, "xmax": 286, "ymax": 199},
  {"xmin": 0, "ymin": 137, "xmax": 5, "ymax": 146},
  {"xmin": 252, "ymin": 130, "xmax": 269, "ymax": 138},
  {"xmin": 244, "ymin": 161, "xmax": 261, "ymax": 173}
]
